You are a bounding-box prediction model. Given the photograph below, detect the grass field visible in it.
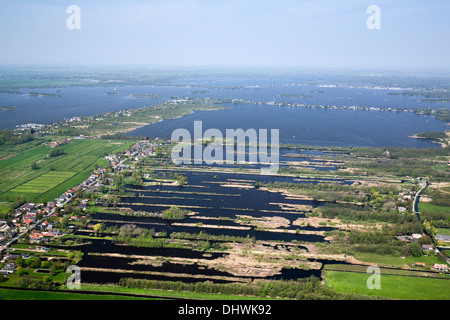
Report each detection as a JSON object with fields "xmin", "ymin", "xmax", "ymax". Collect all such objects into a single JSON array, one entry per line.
[
  {"xmin": 353, "ymin": 252, "xmax": 444, "ymax": 267},
  {"xmin": 436, "ymin": 228, "xmax": 450, "ymax": 236},
  {"xmin": 418, "ymin": 202, "xmax": 450, "ymax": 214},
  {"xmin": 11, "ymin": 171, "xmax": 75, "ymax": 194},
  {"xmin": 325, "ymin": 271, "xmax": 450, "ymax": 300},
  {"xmin": 0, "ymin": 288, "xmax": 157, "ymax": 300},
  {"xmin": 0, "ymin": 138, "xmax": 134, "ymax": 204}
]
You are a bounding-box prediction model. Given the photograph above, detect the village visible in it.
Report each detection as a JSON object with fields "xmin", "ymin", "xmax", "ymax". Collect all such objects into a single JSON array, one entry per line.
[{"xmin": 0, "ymin": 138, "xmax": 160, "ymax": 276}]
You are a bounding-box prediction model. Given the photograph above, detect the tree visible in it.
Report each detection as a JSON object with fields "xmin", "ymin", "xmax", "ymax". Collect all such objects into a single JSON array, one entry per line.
[
  {"xmin": 16, "ymin": 266, "xmax": 25, "ymax": 276},
  {"xmin": 48, "ymin": 147, "xmax": 64, "ymax": 157},
  {"xmin": 15, "ymin": 256, "xmax": 24, "ymax": 267},
  {"xmin": 93, "ymin": 223, "xmax": 103, "ymax": 236},
  {"xmin": 201, "ymin": 240, "xmax": 211, "ymax": 251},
  {"xmin": 60, "ymin": 216, "xmax": 69, "ymax": 229},
  {"xmin": 408, "ymin": 242, "xmax": 423, "ymax": 257},
  {"xmin": 423, "ymin": 219, "xmax": 437, "ymax": 237}
]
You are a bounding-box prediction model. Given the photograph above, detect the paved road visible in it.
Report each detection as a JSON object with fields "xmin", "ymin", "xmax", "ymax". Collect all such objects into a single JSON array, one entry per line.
[{"xmin": 413, "ymin": 179, "xmax": 428, "ymax": 216}]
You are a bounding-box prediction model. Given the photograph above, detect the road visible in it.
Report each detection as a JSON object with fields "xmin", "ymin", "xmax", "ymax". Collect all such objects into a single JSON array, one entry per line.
[{"xmin": 412, "ymin": 179, "xmax": 428, "ymax": 218}]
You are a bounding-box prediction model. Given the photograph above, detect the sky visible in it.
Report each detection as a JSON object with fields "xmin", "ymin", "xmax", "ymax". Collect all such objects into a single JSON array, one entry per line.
[{"xmin": 0, "ymin": 0, "xmax": 449, "ymax": 72}]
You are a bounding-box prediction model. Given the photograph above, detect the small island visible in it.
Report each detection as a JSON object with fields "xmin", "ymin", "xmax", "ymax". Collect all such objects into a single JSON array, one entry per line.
[
  {"xmin": 28, "ymin": 92, "xmax": 62, "ymax": 98},
  {"xmin": 410, "ymin": 131, "xmax": 449, "ymax": 148},
  {"xmin": 130, "ymin": 93, "xmax": 162, "ymax": 99},
  {"xmin": 0, "ymin": 105, "xmax": 16, "ymax": 111}
]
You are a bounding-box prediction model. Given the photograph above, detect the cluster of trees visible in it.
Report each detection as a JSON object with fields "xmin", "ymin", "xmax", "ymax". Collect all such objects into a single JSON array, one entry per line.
[
  {"xmin": 417, "ymin": 131, "xmax": 447, "ymax": 140},
  {"xmin": 113, "ymin": 224, "xmax": 180, "ymax": 248},
  {"xmin": 426, "ymin": 189, "xmax": 450, "ymax": 207},
  {"xmin": 145, "ymin": 171, "xmax": 187, "ymax": 185},
  {"xmin": 421, "ymin": 211, "xmax": 450, "ymax": 228},
  {"xmin": 260, "ymin": 181, "xmax": 361, "ymax": 203},
  {"xmin": 0, "ymin": 195, "xmax": 27, "ymax": 219},
  {"xmin": 326, "ymin": 219, "xmax": 433, "ymax": 258},
  {"xmin": 48, "ymin": 147, "xmax": 64, "ymax": 157},
  {"xmin": 15, "ymin": 256, "xmax": 72, "ymax": 275},
  {"xmin": 111, "ymin": 224, "xmax": 231, "ymax": 251},
  {"xmin": 116, "ymin": 224, "xmax": 154, "ymax": 237},
  {"xmin": 320, "ymin": 203, "xmax": 420, "ymax": 228},
  {"xmin": 118, "ymin": 276, "xmax": 359, "ymax": 300},
  {"xmin": 352, "ymin": 158, "xmax": 448, "ymax": 180},
  {"xmin": 100, "ymin": 133, "xmax": 145, "ymax": 140},
  {"xmin": 54, "ymin": 126, "xmax": 83, "ymax": 136},
  {"xmin": 351, "ymin": 145, "xmax": 449, "ymax": 159},
  {"xmin": 0, "ymin": 129, "xmax": 34, "ymax": 145},
  {"xmin": 411, "ymin": 107, "xmax": 450, "ymax": 122},
  {"xmin": 170, "ymin": 231, "xmax": 255, "ymax": 244},
  {"xmin": 174, "ymin": 173, "xmax": 188, "ymax": 185},
  {"xmin": 434, "ymin": 108, "xmax": 450, "ymax": 122},
  {"xmin": 259, "ymin": 181, "xmax": 403, "ymax": 207},
  {"xmin": 15, "ymin": 276, "xmax": 59, "ymax": 291},
  {"xmin": 113, "ymin": 169, "xmax": 144, "ymax": 189},
  {"xmin": 163, "ymin": 205, "xmax": 189, "ymax": 220}
]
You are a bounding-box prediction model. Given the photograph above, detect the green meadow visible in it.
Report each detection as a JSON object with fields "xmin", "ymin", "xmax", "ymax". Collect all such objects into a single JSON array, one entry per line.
[
  {"xmin": 0, "ymin": 288, "xmax": 157, "ymax": 300},
  {"xmin": 353, "ymin": 252, "xmax": 444, "ymax": 267},
  {"xmin": 419, "ymin": 202, "xmax": 450, "ymax": 214},
  {"xmin": 325, "ymin": 271, "xmax": 450, "ymax": 300},
  {"xmin": 0, "ymin": 138, "xmax": 133, "ymax": 204}
]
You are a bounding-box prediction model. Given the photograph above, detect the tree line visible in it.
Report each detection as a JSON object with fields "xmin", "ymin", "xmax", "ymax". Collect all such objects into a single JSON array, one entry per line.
[
  {"xmin": 118, "ymin": 276, "xmax": 375, "ymax": 300},
  {"xmin": 0, "ymin": 129, "xmax": 34, "ymax": 145}
]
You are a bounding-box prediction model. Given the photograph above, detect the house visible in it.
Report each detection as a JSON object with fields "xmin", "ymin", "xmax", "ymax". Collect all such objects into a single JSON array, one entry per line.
[
  {"xmin": 397, "ymin": 235, "xmax": 410, "ymax": 242},
  {"xmin": 23, "ymin": 219, "xmax": 34, "ymax": 226},
  {"xmin": 411, "ymin": 234, "xmax": 423, "ymax": 240},
  {"xmin": 414, "ymin": 262, "xmax": 426, "ymax": 268},
  {"xmin": 435, "ymin": 234, "xmax": 450, "ymax": 243},
  {"xmin": 0, "ymin": 262, "xmax": 16, "ymax": 275},
  {"xmin": 432, "ymin": 264, "xmax": 449, "ymax": 272},
  {"xmin": 14, "ymin": 203, "xmax": 35, "ymax": 215},
  {"xmin": 30, "ymin": 232, "xmax": 43, "ymax": 241},
  {"xmin": 1, "ymin": 254, "xmax": 19, "ymax": 263},
  {"xmin": 421, "ymin": 244, "xmax": 434, "ymax": 252},
  {"xmin": 398, "ymin": 206, "xmax": 407, "ymax": 213},
  {"xmin": 22, "ymin": 212, "xmax": 36, "ymax": 220},
  {"xmin": 0, "ymin": 220, "xmax": 8, "ymax": 232}
]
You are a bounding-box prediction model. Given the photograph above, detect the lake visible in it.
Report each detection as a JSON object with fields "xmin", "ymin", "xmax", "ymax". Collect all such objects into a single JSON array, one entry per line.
[
  {"xmin": 0, "ymin": 73, "xmax": 448, "ymax": 148},
  {"xmin": 129, "ymin": 102, "xmax": 446, "ymax": 148}
]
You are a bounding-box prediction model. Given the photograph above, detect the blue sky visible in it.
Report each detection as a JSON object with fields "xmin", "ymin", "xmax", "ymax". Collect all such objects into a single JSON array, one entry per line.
[{"xmin": 0, "ymin": 0, "xmax": 449, "ymax": 71}]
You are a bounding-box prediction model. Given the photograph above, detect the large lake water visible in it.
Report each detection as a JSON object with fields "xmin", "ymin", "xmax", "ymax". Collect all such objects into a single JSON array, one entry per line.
[
  {"xmin": 1, "ymin": 75, "xmax": 448, "ymax": 148},
  {"xmin": 129, "ymin": 102, "xmax": 446, "ymax": 148}
]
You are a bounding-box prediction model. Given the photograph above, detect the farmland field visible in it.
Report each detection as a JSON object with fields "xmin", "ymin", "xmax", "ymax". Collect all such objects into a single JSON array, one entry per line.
[
  {"xmin": 10, "ymin": 171, "xmax": 75, "ymax": 194},
  {"xmin": 0, "ymin": 138, "xmax": 133, "ymax": 203},
  {"xmin": 0, "ymin": 288, "xmax": 157, "ymax": 300},
  {"xmin": 419, "ymin": 202, "xmax": 450, "ymax": 215},
  {"xmin": 325, "ymin": 271, "xmax": 450, "ymax": 300}
]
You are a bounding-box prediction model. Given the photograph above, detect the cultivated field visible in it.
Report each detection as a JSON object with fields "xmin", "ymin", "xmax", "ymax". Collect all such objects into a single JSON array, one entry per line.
[
  {"xmin": 325, "ymin": 270, "xmax": 450, "ymax": 300},
  {"xmin": 0, "ymin": 138, "xmax": 133, "ymax": 203}
]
